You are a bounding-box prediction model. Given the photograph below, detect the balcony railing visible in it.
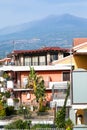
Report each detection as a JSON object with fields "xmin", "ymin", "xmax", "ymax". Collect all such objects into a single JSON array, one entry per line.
[
  {"xmin": 49, "ymin": 81, "xmax": 68, "ymax": 89},
  {"xmin": 53, "ymin": 94, "xmax": 67, "ymax": 99},
  {"xmin": 13, "ymin": 81, "xmax": 68, "ymax": 90},
  {"xmin": 50, "ymin": 98, "xmax": 71, "ymax": 108},
  {"xmin": 3, "ymin": 61, "xmax": 46, "ymax": 66}
]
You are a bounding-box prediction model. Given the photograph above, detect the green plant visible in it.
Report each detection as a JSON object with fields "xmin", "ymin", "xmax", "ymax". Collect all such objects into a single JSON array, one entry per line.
[
  {"xmin": 5, "ymin": 91, "xmax": 10, "ymax": 98},
  {"xmin": 55, "ymin": 82, "xmax": 70, "ymax": 128},
  {"xmin": 13, "ymin": 98, "xmax": 19, "ymax": 103},
  {"xmin": 17, "ymin": 105, "xmax": 31, "ymax": 118},
  {"xmin": 3, "ymin": 72, "xmax": 10, "ymax": 80},
  {"xmin": 26, "ymin": 67, "xmax": 46, "ymax": 112},
  {"xmin": 65, "ymin": 118, "xmax": 74, "ymax": 130},
  {"xmin": 0, "ymin": 101, "xmax": 6, "ymax": 119},
  {"xmin": 4, "ymin": 119, "xmax": 31, "ymax": 129},
  {"xmin": 56, "ymin": 106, "xmax": 66, "ymax": 128},
  {"xmin": 5, "ymin": 106, "xmax": 16, "ymax": 116}
]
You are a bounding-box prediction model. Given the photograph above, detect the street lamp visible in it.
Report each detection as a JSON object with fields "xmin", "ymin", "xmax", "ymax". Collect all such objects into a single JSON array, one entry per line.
[{"xmin": 23, "ymin": 106, "xmax": 26, "ymax": 118}]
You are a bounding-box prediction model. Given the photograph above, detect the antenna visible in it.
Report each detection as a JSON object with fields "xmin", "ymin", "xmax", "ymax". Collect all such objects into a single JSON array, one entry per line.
[{"xmin": 13, "ymin": 40, "xmax": 15, "ymax": 50}]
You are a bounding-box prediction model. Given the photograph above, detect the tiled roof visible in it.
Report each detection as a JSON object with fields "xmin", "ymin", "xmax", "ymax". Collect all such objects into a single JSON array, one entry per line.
[
  {"xmin": 0, "ymin": 58, "xmax": 11, "ymax": 62},
  {"xmin": 73, "ymin": 38, "xmax": 87, "ymax": 47},
  {"xmin": 10, "ymin": 47, "xmax": 69, "ymax": 55}
]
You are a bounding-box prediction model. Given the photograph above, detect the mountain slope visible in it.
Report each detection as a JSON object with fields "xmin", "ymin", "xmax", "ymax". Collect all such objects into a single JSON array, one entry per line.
[{"xmin": 0, "ymin": 14, "xmax": 87, "ymax": 57}]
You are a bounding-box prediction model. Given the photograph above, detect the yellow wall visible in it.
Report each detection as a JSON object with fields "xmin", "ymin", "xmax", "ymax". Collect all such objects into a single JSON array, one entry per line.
[
  {"xmin": 53, "ymin": 55, "xmax": 87, "ymax": 70},
  {"xmin": 53, "ymin": 55, "xmax": 73, "ymax": 65},
  {"xmin": 73, "ymin": 55, "xmax": 87, "ymax": 70}
]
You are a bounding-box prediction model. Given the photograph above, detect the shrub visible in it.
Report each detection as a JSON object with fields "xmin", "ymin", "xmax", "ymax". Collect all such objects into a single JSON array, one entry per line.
[
  {"xmin": 5, "ymin": 106, "xmax": 16, "ymax": 116},
  {"xmin": 17, "ymin": 105, "xmax": 31, "ymax": 118},
  {"xmin": 0, "ymin": 101, "xmax": 6, "ymax": 119},
  {"xmin": 65, "ymin": 118, "xmax": 74, "ymax": 130},
  {"xmin": 4, "ymin": 119, "xmax": 31, "ymax": 129},
  {"xmin": 5, "ymin": 91, "xmax": 10, "ymax": 98},
  {"xmin": 55, "ymin": 106, "xmax": 66, "ymax": 128}
]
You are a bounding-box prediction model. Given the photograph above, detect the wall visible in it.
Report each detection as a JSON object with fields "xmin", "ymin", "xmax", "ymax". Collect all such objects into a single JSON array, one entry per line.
[
  {"xmin": 84, "ymin": 110, "xmax": 87, "ymax": 125},
  {"xmin": 74, "ymin": 55, "xmax": 87, "ymax": 70},
  {"xmin": 20, "ymin": 70, "xmax": 63, "ymax": 88},
  {"xmin": 73, "ymin": 125, "xmax": 87, "ymax": 130}
]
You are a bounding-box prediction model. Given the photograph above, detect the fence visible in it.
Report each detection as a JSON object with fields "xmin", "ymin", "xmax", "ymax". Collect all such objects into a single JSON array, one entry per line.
[{"xmin": 34, "ymin": 128, "xmax": 65, "ymax": 130}]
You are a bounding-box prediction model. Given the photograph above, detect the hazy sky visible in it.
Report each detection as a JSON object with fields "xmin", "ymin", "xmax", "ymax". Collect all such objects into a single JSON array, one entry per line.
[{"xmin": 0, "ymin": 0, "xmax": 87, "ymax": 28}]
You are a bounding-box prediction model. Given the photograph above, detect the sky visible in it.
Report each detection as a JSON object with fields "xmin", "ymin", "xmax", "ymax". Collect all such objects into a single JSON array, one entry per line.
[{"xmin": 0, "ymin": 0, "xmax": 87, "ymax": 29}]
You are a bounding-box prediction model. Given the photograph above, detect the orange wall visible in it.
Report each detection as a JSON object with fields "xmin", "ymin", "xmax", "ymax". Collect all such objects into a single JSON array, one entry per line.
[
  {"xmin": 16, "ymin": 90, "xmax": 52, "ymax": 105},
  {"xmin": 21, "ymin": 91, "xmax": 36, "ymax": 104},
  {"xmin": 37, "ymin": 71, "xmax": 62, "ymax": 82},
  {"xmin": 20, "ymin": 70, "xmax": 62, "ymax": 84},
  {"xmin": 15, "ymin": 70, "xmax": 68, "ymax": 104}
]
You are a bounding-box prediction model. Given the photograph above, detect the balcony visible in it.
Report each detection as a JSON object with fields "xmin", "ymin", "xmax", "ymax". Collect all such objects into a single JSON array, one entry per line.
[
  {"xmin": 50, "ymin": 98, "xmax": 71, "ymax": 108},
  {"xmin": 49, "ymin": 81, "xmax": 71, "ymax": 108},
  {"xmin": 49, "ymin": 81, "xmax": 68, "ymax": 89}
]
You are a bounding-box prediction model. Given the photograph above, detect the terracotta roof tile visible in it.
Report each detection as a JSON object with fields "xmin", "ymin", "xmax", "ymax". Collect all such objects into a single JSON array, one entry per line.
[
  {"xmin": 10, "ymin": 47, "xmax": 69, "ymax": 55},
  {"xmin": 73, "ymin": 38, "xmax": 87, "ymax": 47}
]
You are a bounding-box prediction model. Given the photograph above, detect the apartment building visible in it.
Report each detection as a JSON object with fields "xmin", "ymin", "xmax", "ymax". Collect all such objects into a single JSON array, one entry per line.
[
  {"xmin": 0, "ymin": 46, "xmax": 71, "ymax": 111},
  {"xmin": 7, "ymin": 46, "xmax": 69, "ymax": 66}
]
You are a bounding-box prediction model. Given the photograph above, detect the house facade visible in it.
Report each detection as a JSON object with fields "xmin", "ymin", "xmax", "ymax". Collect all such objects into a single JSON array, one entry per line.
[
  {"xmin": 0, "ymin": 47, "xmax": 71, "ymax": 112},
  {"xmin": 71, "ymin": 38, "xmax": 87, "ymax": 126},
  {"xmin": 53, "ymin": 38, "xmax": 87, "ymax": 126},
  {"xmin": 7, "ymin": 46, "xmax": 69, "ymax": 66}
]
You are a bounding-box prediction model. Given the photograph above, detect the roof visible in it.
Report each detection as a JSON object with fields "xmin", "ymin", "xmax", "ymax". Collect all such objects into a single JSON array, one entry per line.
[
  {"xmin": 73, "ymin": 38, "xmax": 87, "ymax": 47},
  {"xmin": 0, "ymin": 58, "xmax": 11, "ymax": 63},
  {"xmin": 8, "ymin": 47, "xmax": 69, "ymax": 56},
  {"xmin": 73, "ymin": 41, "xmax": 87, "ymax": 55}
]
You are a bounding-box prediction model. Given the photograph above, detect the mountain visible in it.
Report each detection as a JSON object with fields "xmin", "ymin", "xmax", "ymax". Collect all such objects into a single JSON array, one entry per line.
[{"xmin": 0, "ymin": 14, "xmax": 87, "ymax": 58}]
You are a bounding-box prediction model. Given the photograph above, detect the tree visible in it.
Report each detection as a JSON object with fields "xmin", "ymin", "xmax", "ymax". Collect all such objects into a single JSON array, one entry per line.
[
  {"xmin": 26, "ymin": 67, "xmax": 37, "ymax": 89},
  {"xmin": 26, "ymin": 67, "xmax": 46, "ymax": 112},
  {"xmin": 55, "ymin": 82, "xmax": 70, "ymax": 128},
  {"xmin": 35, "ymin": 79, "xmax": 46, "ymax": 112}
]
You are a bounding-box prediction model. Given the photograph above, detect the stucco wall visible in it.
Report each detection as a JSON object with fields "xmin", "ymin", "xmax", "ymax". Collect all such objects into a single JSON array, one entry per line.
[{"xmin": 74, "ymin": 55, "xmax": 87, "ymax": 70}]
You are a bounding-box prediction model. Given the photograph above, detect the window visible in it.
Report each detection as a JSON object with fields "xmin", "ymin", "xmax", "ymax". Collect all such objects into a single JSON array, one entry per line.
[
  {"xmin": 25, "ymin": 57, "xmax": 31, "ymax": 66},
  {"xmin": 50, "ymin": 54, "xmax": 58, "ymax": 62},
  {"xmin": 63, "ymin": 72, "xmax": 70, "ymax": 81},
  {"xmin": 39, "ymin": 56, "xmax": 46, "ymax": 65},
  {"xmin": 32, "ymin": 56, "xmax": 38, "ymax": 66}
]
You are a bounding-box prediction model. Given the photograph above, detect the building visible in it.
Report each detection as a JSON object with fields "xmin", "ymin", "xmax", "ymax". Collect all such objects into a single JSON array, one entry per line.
[
  {"xmin": 1, "ymin": 39, "xmax": 87, "ymax": 128},
  {"xmin": 0, "ymin": 46, "xmax": 71, "ymax": 112},
  {"xmin": 52, "ymin": 38, "xmax": 87, "ymax": 126},
  {"xmin": 7, "ymin": 46, "xmax": 69, "ymax": 66}
]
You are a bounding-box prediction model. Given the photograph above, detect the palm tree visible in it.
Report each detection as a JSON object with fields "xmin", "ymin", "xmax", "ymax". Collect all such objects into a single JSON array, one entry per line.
[
  {"xmin": 35, "ymin": 79, "xmax": 46, "ymax": 112},
  {"xmin": 26, "ymin": 67, "xmax": 46, "ymax": 112}
]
